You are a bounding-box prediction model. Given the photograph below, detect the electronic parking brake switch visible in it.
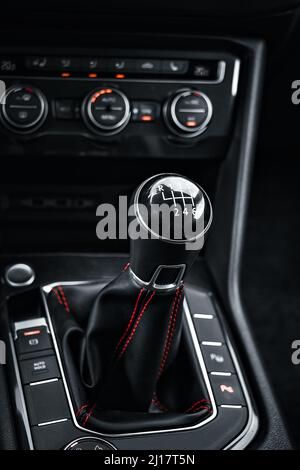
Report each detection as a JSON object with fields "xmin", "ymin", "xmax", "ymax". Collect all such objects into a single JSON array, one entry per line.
[
  {"xmin": 16, "ymin": 325, "xmax": 52, "ymax": 355},
  {"xmin": 14, "ymin": 319, "xmax": 69, "ymax": 429}
]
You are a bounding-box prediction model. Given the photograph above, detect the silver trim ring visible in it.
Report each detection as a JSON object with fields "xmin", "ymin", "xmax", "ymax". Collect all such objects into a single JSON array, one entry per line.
[
  {"xmin": 64, "ymin": 437, "xmax": 117, "ymax": 450},
  {"xmin": 5, "ymin": 263, "xmax": 35, "ymax": 287},
  {"xmin": 170, "ymin": 90, "xmax": 213, "ymax": 135},
  {"xmin": 1, "ymin": 85, "xmax": 48, "ymax": 133},
  {"xmin": 133, "ymin": 173, "xmax": 213, "ymax": 244},
  {"xmin": 164, "ymin": 89, "xmax": 213, "ymax": 139},
  {"xmin": 83, "ymin": 87, "xmax": 131, "ymax": 135}
]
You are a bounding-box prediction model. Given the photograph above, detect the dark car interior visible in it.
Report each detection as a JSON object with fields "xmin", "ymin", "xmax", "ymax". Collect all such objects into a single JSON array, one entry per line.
[{"xmin": 0, "ymin": 0, "xmax": 300, "ymax": 451}]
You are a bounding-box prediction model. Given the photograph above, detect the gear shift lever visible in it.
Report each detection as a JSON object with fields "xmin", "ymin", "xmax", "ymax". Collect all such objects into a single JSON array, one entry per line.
[
  {"xmin": 130, "ymin": 173, "xmax": 212, "ymax": 291},
  {"xmin": 47, "ymin": 174, "xmax": 213, "ymax": 434}
]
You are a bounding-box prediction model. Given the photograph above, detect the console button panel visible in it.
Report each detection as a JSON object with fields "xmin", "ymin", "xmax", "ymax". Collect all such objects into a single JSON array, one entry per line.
[{"xmin": 11, "ymin": 56, "xmax": 223, "ymax": 81}]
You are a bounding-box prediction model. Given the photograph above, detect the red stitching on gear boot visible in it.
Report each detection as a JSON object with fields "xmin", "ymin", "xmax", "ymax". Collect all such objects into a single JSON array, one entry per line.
[
  {"xmin": 185, "ymin": 399, "xmax": 211, "ymax": 413},
  {"xmin": 57, "ymin": 286, "xmax": 71, "ymax": 314},
  {"xmin": 117, "ymin": 291, "xmax": 156, "ymax": 359},
  {"xmin": 152, "ymin": 393, "xmax": 168, "ymax": 412},
  {"xmin": 114, "ymin": 288, "xmax": 144, "ymax": 354},
  {"xmin": 188, "ymin": 405, "xmax": 210, "ymax": 413},
  {"xmin": 52, "ymin": 288, "xmax": 63, "ymax": 305},
  {"xmin": 158, "ymin": 286, "xmax": 183, "ymax": 378},
  {"xmin": 157, "ymin": 288, "xmax": 180, "ymax": 378},
  {"xmin": 75, "ymin": 403, "xmax": 89, "ymax": 417},
  {"xmin": 82, "ymin": 403, "xmax": 96, "ymax": 426}
]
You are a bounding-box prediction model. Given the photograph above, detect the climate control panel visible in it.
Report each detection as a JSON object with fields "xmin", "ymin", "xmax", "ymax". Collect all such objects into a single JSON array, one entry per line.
[{"xmin": 0, "ymin": 48, "xmax": 240, "ymax": 159}]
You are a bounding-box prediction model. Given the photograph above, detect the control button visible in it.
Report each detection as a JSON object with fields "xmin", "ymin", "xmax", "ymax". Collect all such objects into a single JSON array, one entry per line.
[
  {"xmin": 82, "ymin": 87, "xmax": 130, "ymax": 135},
  {"xmin": 56, "ymin": 57, "xmax": 81, "ymax": 70},
  {"xmin": 26, "ymin": 56, "xmax": 84, "ymax": 71},
  {"xmin": 24, "ymin": 379, "xmax": 70, "ymax": 425},
  {"xmin": 20, "ymin": 354, "xmax": 60, "ymax": 384},
  {"xmin": 185, "ymin": 287, "xmax": 216, "ymax": 316},
  {"xmin": 131, "ymin": 101, "xmax": 160, "ymax": 122},
  {"xmin": 0, "ymin": 58, "xmax": 17, "ymax": 73},
  {"xmin": 164, "ymin": 89, "xmax": 212, "ymax": 138},
  {"xmin": 65, "ymin": 437, "xmax": 117, "ymax": 450},
  {"xmin": 210, "ymin": 374, "xmax": 246, "ymax": 406},
  {"xmin": 1, "ymin": 85, "xmax": 48, "ymax": 133},
  {"xmin": 202, "ymin": 344, "xmax": 234, "ymax": 373},
  {"xmin": 5, "ymin": 263, "xmax": 35, "ymax": 287},
  {"xmin": 192, "ymin": 61, "xmax": 221, "ymax": 80},
  {"xmin": 55, "ymin": 99, "xmax": 79, "ymax": 120},
  {"xmin": 81, "ymin": 57, "xmax": 108, "ymax": 71},
  {"xmin": 108, "ymin": 58, "xmax": 136, "ymax": 73},
  {"xmin": 16, "ymin": 326, "xmax": 52, "ymax": 355},
  {"xmin": 193, "ymin": 317, "xmax": 224, "ymax": 343},
  {"xmin": 136, "ymin": 59, "xmax": 160, "ymax": 74},
  {"xmin": 26, "ymin": 56, "xmax": 51, "ymax": 70},
  {"xmin": 162, "ymin": 60, "xmax": 188, "ymax": 74}
]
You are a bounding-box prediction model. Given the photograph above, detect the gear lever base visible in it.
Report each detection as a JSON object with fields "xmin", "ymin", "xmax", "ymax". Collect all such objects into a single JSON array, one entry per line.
[{"xmin": 46, "ymin": 268, "xmax": 212, "ymax": 434}]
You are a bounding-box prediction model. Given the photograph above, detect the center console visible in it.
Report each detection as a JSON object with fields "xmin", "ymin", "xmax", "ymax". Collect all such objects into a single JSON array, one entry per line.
[{"xmin": 0, "ymin": 34, "xmax": 292, "ymax": 451}]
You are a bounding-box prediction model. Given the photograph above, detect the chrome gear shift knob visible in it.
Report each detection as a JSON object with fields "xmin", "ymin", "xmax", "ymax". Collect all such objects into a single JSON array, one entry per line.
[{"xmin": 129, "ymin": 173, "xmax": 212, "ymax": 291}]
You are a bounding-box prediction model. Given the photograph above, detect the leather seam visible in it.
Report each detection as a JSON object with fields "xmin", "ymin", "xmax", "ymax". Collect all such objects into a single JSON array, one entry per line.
[
  {"xmin": 158, "ymin": 286, "xmax": 183, "ymax": 378},
  {"xmin": 52, "ymin": 287, "xmax": 63, "ymax": 305},
  {"xmin": 82, "ymin": 403, "xmax": 96, "ymax": 426},
  {"xmin": 57, "ymin": 286, "xmax": 71, "ymax": 314},
  {"xmin": 117, "ymin": 291, "xmax": 156, "ymax": 360},
  {"xmin": 76, "ymin": 403, "xmax": 89, "ymax": 417},
  {"xmin": 114, "ymin": 287, "xmax": 145, "ymax": 355},
  {"xmin": 185, "ymin": 399, "xmax": 211, "ymax": 413}
]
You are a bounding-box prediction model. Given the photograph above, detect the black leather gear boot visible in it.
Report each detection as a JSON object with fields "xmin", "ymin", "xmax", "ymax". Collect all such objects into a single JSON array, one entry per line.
[{"xmin": 46, "ymin": 174, "xmax": 213, "ymax": 433}]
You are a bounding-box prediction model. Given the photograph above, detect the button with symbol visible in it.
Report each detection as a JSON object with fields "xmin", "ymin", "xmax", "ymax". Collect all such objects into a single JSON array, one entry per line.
[
  {"xmin": 20, "ymin": 354, "xmax": 60, "ymax": 384},
  {"xmin": 64, "ymin": 438, "xmax": 117, "ymax": 450},
  {"xmin": 136, "ymin": 59, "xmax": 160, "ymax": 74},
  {"xmin": 162, "ymin": 60, "xmax": 188, "ymax": 74},
  {"xmin": 81, "ymin": 57, "xmax": 108, "ymax": 71},
  {"xmin": 131, "ymin": 101, "xmax": 160, "ymax": 122},
  {"xmin": 108, "ymin": 58, "xmax": 136, "ymax": 73},
  {"xmin": 16, "ymin": 325, "xmax": 52, "ymax": 355},
  {"xmin": 202, "ymin": 344, "xmax": 234, "ymax": 372},
  {"xmin": 210, "ymin": 374, "xmax": 245, "ymax": 406}
]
